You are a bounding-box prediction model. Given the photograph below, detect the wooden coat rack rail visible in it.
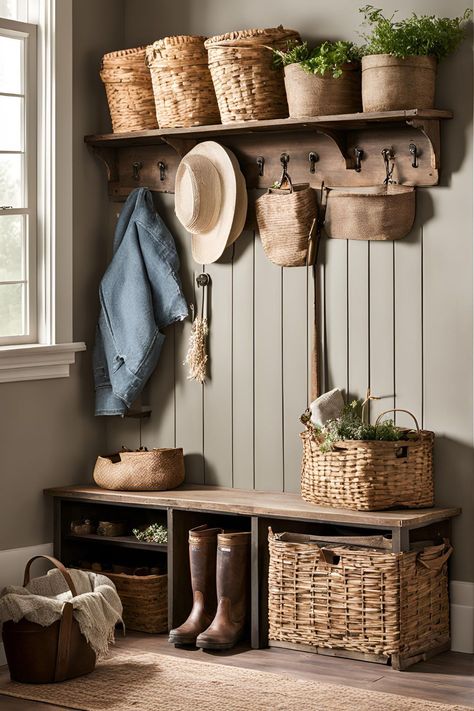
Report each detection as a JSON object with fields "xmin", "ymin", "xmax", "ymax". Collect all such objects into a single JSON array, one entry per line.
[{"xmin": 85, "ymin": 109, "xmax": 452, "ymax": 201}]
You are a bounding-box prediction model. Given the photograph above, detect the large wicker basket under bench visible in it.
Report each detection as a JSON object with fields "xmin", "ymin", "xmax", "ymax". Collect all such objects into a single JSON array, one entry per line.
[{"xmin": 44, "ymin": 484, "xmax": 460, "ymax": 670}]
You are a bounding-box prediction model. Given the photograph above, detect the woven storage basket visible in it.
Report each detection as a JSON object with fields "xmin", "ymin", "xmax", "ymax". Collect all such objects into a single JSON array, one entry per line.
[
  {"xmin": 268, "ymin": 529, "xmax": 452, "ymax": 660},
  {"xmin": 301, "ymin": 409, "xmax": 434, "ymax": 511},
  {"xmin": 324, "ymin": 184, "xmax": 415, "ymax": 241},
  {"xmin": 256, "ymin": 183, "xmax": 317, "ymax": 267},
  {"xmin": 102, "ymin": 570, "xmax": 167, "ymax": 634},
  {"xmin": 146, "ymin": 36, "xmax": 220, "ymax": 128},
  {"xmin": 204, "ymin": 26, "xmax": 300, "ymax": 123},
  {"xmin": 93, "ymin": 448, "xmax": 185, "ymax": 491},
  {"xmin": 100, "ymin": 47, "xmax": 157, "ymax": 133}
]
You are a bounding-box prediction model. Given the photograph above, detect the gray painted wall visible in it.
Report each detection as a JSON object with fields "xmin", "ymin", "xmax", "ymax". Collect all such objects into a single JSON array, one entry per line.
[
  {"xmin": 105, "ymin": 0, "xmax": 474, "ymax": 583},
  {"xmin": 0, "ymin": 0, "xmax": 124, "ymax": 551}
]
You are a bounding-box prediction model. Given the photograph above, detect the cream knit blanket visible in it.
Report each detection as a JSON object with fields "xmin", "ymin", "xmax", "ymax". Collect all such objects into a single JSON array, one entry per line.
[{"xmin": 0, "ymin": 569, "xmax": 123, "ymax": 658}]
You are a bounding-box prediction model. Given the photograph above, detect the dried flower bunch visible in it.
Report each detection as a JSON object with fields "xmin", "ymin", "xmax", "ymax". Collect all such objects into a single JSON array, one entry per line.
[{"xmin": 133, "ymin": 523, "xmax": 168, "ymax": 544}]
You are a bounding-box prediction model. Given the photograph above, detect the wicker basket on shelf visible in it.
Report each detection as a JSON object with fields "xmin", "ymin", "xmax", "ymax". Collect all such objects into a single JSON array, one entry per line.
[
  {"xmin": 301, "ymin": 409, "xmax": 434, "ymax": 511},
  {"xmin": 103, "ymin": 571, "xmax": 167, "ymax": 633},
  {"xmin": 100, "ymin": 47, "xmax": 158, "ymax": 133},
  {"xmin": 268, "ymin": 529, "xmax": 452, "ymax": 661},
  {"xmin": 204, "ymin": 26, "xmax": 300, "ymax": 123},
  {"xmin": 146, "ymin": 36, "xmax": 220, "ymax": 128}
]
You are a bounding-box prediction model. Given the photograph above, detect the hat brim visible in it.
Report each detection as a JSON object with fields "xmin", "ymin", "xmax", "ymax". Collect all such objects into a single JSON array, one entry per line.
[{"xmin": 175, "ymin": 141, "xmax": 247, "ymax": 265}]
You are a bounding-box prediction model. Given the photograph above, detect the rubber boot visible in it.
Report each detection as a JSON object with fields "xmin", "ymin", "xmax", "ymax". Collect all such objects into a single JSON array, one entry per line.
[
  {"xmin": 196, "ymin": 531, "xmax": 251, "ymax": 650},
  {"xmin": 168, "ymin": 524, "xmax": 222, "ymax": 646}
]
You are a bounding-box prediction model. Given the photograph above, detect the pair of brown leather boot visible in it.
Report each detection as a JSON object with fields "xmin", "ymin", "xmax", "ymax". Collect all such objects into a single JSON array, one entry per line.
[{"xmin": 169, "ymin": 525, "xmax": 250, "ymax": 650}]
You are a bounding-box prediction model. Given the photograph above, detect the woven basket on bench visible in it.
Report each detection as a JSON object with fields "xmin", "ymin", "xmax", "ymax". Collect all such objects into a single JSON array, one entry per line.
[
  {"xmin": 268, "ymin": 529, "xmax": 452, "ymax": 662},
  {"xmin": 146, "ymin": 36, "xmax": 220, "ymax": 128},
  {"xmin": 204, "ymin": 26, "xmax": 300, "ymax": 123},
  {"xmin": 100, "ymin": 47, "xmax": 157, "ymax": 133},
  {"xmin": 301, "ymin": 409, "xmax": 434, "ymax": 511}
]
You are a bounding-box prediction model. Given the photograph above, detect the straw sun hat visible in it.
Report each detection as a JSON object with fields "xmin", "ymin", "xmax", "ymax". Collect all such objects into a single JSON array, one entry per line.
[{"xmin": 174, "ymin": 141, "xmax": 248, "ymax": 264}]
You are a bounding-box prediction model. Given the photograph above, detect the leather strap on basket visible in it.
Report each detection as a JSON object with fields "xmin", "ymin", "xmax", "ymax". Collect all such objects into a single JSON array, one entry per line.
[
  {"xmin": 309, "ymin": 186, "xmax": 326, "ymax": 402},
  {"xmin": 54, "ymin": 601, "xmax": 74, "ymax": 682},
  {"xmin": 374, "ymin": 408, "xmax": 421, "ymax": 437},
  {"xmin": 23, "ymin": 555, "xmax": 78, "ymax": 597},
  {"xmin": 417, "ymin": 542, "xmax": 453, "ymax": 571}
]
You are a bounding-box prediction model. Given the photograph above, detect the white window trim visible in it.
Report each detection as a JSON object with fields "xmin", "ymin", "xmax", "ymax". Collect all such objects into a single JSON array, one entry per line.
[{"xmin": 0, "ymin": 0, "xmax": 85, "ymax": 383}]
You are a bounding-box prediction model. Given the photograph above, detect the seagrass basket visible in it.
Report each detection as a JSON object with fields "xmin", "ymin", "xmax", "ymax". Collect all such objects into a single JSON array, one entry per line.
[
  {"xmin": 100, "ymin": 47, "xmax": 157, "ymax": 133},
  {"xmin": 324, "ymin": 184, "xmax": 416, "ymax": 241},
  {"xmin": 103, "ymin": 571, "xmax": 167, "ymax": 633},
  {"xmin": 93, "ymin": 447, "xmax": 185, "ymax": 491},
  {"xmin": 268, "ymin": 529, "xmax": 452, "ymax": 662},
  {"xmin": 255, "ymin": 183, "xmax": 317, "ymax": 267},
  {"xmin": 301, "ymin": 409, "xmax": 434, "ymax": 510},
  {"xmin": 146, "ymin": 36, "xmax": 220, "ymax": 128},
  {"xmin": 204, "ymin": 26, "xmax": 300, "ymax": 123}
]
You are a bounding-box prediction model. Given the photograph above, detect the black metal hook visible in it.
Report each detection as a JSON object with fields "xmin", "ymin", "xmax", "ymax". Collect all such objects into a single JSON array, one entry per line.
[
  {"xmin": 277, "ymin": 153, "xmax": 291, "ymax": 188},
  {"xmin": 308, "ymin": 152, "xmax": 319, "ymax": 174},
  {"xmin": 256, "ymin": 156, "xmax": 265, "ymax": 177},
  {"xmin": 196, "ymin": 273, "xmax": 211, "ymax": 287},
  {"xmin": 158, "ymin": 161, "xmax": 166, "ymax": 181},
  {"xmin": 381, "ymin": 148, "xmax": 395, "ymax": 184},
  {"xmin": 132, "ymin": 161, "xmax": 142, "ymax": 181},
  {"xmin": 354, "ymin": 147, "xmax": 364, "ymax": 173},
  {"xmin": 409, "ymin": 143, "xmax": 418, "ymax": 168}
]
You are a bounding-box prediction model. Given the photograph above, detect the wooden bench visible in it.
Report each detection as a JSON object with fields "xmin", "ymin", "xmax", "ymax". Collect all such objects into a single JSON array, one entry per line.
[{"xmin": 45, "ymin": 484, "xmax": 460, "ymax": 669}]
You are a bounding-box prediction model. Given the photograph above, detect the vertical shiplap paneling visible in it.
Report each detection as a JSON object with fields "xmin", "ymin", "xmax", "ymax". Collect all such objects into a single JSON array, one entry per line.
[
  {"xmin": 203, "ymin": 247, "xmax": 233, "ymax": 487},
  {"xmin": 283, "ymin": 266, "xmax": 308, "ymax": 493},
  {"xmin": 323, "ymin": 238, "xmax": 348, "ymax": 395},
  {"xmin": 232, "ymin": 230, "xmax": 255, "ymax": 490},
  {"xmin": 369, "ymin": 241, "xmax": 395, "ymax": 422},
  {"xmin": 254, "ymin": 235, "xmax": 283, "ymax": 491},
  {"xmin": 394, "ymin": 221, "xmax": 423, "ymax": 429},
  {"xmin": 347, "ymin": 241, "xmax": 370, "ymax": 401},
  {"xmin": 167, "ymin": 204, "xmax": 205, "ymax": 484}
]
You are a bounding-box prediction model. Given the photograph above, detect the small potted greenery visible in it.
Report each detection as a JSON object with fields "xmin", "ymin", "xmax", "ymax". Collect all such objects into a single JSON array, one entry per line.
[
  {"xmin": 359, "ymin": 5, "xmax": 472, "ymax": 112},
  {"xmin": 272, "ymin": 40, "xmax": 362, "ymax": 117}
]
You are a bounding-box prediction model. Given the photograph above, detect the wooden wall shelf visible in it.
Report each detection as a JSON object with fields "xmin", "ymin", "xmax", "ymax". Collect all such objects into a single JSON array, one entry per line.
[{"xmin": 85, "ymin": 109, "xmax": 452, "ymax": 199}]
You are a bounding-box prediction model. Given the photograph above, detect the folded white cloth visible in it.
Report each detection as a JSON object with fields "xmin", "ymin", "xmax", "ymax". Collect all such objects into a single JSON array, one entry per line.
[
  {"xmin": 310, "ymin": 388, "xmax": 345, "ymax": 427},
  {"xmin": 0, "ymin": 568, "xmax": 123, "ymax": 659}
]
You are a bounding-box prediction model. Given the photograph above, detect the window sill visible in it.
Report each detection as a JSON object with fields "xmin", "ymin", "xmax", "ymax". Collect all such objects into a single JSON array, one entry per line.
[{"xmin": 0, "ymin": 342, "xmax": 86, "ymax": 383}]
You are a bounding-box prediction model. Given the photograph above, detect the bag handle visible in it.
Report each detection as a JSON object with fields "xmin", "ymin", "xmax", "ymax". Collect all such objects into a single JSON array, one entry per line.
[
  {"xmin": 54, "ymin": 601, "xmax": 75, "ymax": 682},
  {"xmin": 23, "ymin": 555, "xmax": 78, "ymax": 598},
  {"xmin": 374, "ymin": 408, "xmax": 420, "ymax": 436},
  {"xmin": 418, "ymin": 543, "xmax": 453, "ymax": 571}
]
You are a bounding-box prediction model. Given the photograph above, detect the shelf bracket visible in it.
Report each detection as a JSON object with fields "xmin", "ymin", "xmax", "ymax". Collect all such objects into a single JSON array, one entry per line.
[
  {"xmin": 161, "ymin": 137, "xmax": 197, "ymax": 158},
  {"xmin": 405, "ymin": 119, "xmax": 440, "ymax": 171},
  {"xmin": 90, "ymin": 146, "xmax": 118, "ymax": 183},
  {"xmin": 315, "ymin": 128, "xmax": 352, "ymax": 169}
]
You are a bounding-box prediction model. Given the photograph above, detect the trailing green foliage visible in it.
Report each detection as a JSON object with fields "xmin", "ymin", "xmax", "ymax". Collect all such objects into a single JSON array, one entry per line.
[
  {"xmin": 272, "ymin": 40, "xmax": 361, "ymax": 78},
  {"xmin": 302, "ymin": 399, "xmax": 404, "ymax": 453},
  {"xmin": 359, "ymin": 5, "xmax": 472, "ymax": 61}
]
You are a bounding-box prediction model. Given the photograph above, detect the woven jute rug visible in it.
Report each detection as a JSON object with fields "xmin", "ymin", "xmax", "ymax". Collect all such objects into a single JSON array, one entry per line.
[{"xmin": 0, "ymin": 650, "xmax": 471, "ymax": 711}]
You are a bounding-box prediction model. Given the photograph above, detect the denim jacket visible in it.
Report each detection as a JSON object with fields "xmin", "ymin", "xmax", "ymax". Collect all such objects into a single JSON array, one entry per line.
[{"xmin": 94, "ymin": 188, "xmax": 188, "ymax": 415}]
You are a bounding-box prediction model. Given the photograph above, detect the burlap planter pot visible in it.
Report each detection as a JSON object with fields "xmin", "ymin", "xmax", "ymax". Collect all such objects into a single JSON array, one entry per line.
[
  {"xmin": 284, "ymin": 62, "xmax": 361, "ymax": 117},
  {"xmin": 324, "ymin": 184, "xmax": 415, "ymax": 241},
  {"xmin": 362, "ymin": 54, "xmax": 437, "ymax": 112}
]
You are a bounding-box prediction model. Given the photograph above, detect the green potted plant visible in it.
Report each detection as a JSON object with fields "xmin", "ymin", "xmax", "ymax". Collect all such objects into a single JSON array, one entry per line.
[
  {"xmin": 272, "ymin": 40, "xmax": 362, "ymax": 117},
  {"xmin": 359, "ymin": 5, "xmax": 472, "ymax": 112}
]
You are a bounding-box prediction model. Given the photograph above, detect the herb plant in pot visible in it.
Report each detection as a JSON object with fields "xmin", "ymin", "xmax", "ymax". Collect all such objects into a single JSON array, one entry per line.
[
  {"xmin": 360, "ymin": 5, "xmax": 472, "ymax": 112},
  {"xmin": 273, "ymin": 40, "xmax": 362, "ymax": 117}
]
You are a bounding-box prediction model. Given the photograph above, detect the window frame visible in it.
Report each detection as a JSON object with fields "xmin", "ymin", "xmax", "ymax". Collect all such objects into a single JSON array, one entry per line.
[
  {"xmin": 0, "ymin": 15, "xmax": 37, "ymax": 346},
  {"xmin": 0, "ymin": 0, "xmax": 85, "ymax": 383}
]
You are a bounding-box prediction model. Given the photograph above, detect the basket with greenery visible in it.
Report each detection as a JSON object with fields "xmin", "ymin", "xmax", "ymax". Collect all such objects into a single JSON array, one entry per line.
[
  {"xmin": 273, "ymin": 40, "xmax": 362, "ymax": 117},
  {"xmin": 358, "ymin": 5, "xmax": 472, "ymax": 112},
  {"xmin": 300, "ymin": 397, "xmax": 434, "ymax": 510}
]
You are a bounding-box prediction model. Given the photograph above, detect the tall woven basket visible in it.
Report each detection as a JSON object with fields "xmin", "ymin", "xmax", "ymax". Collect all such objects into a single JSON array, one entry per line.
[
  {"xmin": 268, "ymin": 529, "xmax": 452, "ymax": 664},
  {"xmin": 100, "ymin": 47, "xmax": 157, "ymax": 133},
  {"xmin": 146, "ymin": 36, "xmax": 220, "ymax": 128},
  {"xmin": 101, "ymin": 571, "xmax": 167, "ymax": 634},
  {"xmin": 301, "ymin": 409, "xmax": 434, "ymax": 511},
  {"xmin": 204, "ymin": 26, "xmax": 300, "ymax": 123}
]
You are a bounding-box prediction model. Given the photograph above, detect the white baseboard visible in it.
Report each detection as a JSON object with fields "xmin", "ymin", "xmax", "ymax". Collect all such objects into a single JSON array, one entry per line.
[
  {"xmin": 0, "ymin": 542, "xmax": 53, "ymax": 666},
  {"xmin": 450, "ymin": 580, "xmax": 474, "ymax": 653},
  {"xmin": 0, "ymin": 547, "xmax": 472, "ymax": 665}
]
